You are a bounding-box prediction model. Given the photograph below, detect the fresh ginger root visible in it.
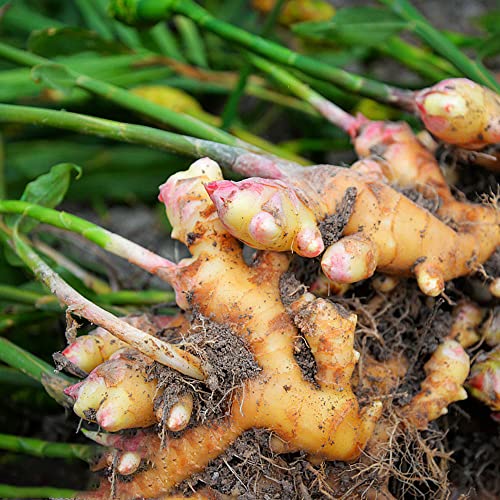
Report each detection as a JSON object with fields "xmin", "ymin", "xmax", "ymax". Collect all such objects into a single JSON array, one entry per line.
[
  {"xmin": 63, "ymin": 158, "xmax": 475, "ymax": 499},
  {"xmin": 208, "ymin": 146, "xmax": 498, "ymax": 295}
]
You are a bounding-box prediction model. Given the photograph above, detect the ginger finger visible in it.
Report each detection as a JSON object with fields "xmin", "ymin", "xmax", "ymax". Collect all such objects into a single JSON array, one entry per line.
[
  {"xmin": 205, "ymin": 177, "xmax": 324, "ymax": 257},
  {"xmin": 399, "ymin": 339, "xmax": 469, "ymax": 429},
  {"xmin": 65, "ymin": 350, "xmax": 159, "ymax": 432},
  {"xmin": 415, "ymin": 78, "xmax": 500, "ymax": 149}
]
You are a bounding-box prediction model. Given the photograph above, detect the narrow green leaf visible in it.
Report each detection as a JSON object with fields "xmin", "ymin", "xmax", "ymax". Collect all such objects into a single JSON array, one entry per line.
[{"xmin": 6, "ymin": 163, "xmax": 81, "ymax": 233}]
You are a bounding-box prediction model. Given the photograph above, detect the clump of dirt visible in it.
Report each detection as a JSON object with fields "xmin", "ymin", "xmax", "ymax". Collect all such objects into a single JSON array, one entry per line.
[
  {"xmin": 319, "ymin": 186, "xmax": 357, "ymax": 247},
  {"xmin": 151, "ymin": 311, "xmax": 261, "ymax": 431},
  {"xmin": 399, "ymin": 187, "xmax": 441, "ymax": 215}
]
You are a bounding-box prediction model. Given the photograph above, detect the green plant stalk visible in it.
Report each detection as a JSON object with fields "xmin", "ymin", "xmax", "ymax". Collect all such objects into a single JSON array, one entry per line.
[
  {"xmin": 0, "ymin": 433, "xmax": 96, "ymax": 461},
  {"xmin": 249, "ymin": 55, "xmax": 357, "ymax": 134},
  {"xmin": 0, "ymin": 336, "xmax": 74, "ymax": 385},
  {"xmin": 0, "ymin": 285, "xmax": 46, "ymax": 305},
  {"xmin": 0, "ymin": 42, "xmax": 300, "ymax": 162},
  {"xmin": 163, "ymin": 76, "xmax": 318, "ymax": 116},
  {"xmin": 0, "ymin": 283, "xmax": 174, "ymax": 308},
  {"xmin": 379, "ymin": 37, "xmax": 459, "ymax": 81},
  {"xmin": 221, "ymin": 0, "xmax": 286, "ymax": 129},
  {"xmin": 279, "ymin": 137, "xmax": 352, "ymax": 154},
  {"xmin": 110, "ymin": 0, "xmax": 415, "ymax": 108},
  {"xmin": 0, "ymin": 484, "xmax": 77, "ymax": 499},
  {"xmin": 0, "ymin": 366, "xmax": 41, "ymax": 387},
  {"xmin": 0, "ymin": 43, "xmax": 254, "ymax": 152},
  {"xmin": 0, "ymin": 103, "xmax": 295, "ymax": 177},
  {"xmin": 2, "ymin": 2, "xmax": 65, "ymax": 32},
  {"xmin": 379, "ymin": 0, "xmax": 500, "ymax": 92},
  {"xmin": 96, "ymin": 289, "xmax": 175, "ymax": 305},
  {"xmin": 0, "ymin": 200, "xmax": 174, "ymax": 278}
]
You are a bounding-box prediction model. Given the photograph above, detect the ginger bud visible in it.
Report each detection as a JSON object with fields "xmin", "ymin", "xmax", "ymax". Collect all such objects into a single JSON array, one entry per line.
[
  {"xmin": 65, "ymin": 352, "xmax": 158, "ymax": 432},
  {"xmin": 167, "ymin": 393, "xmax": 194, "ymax": 432},
  {"xmin": 117, "ymin": 451, "xmax": 142, "ymax": 476},
  {"xmin": 468, "ymin": 347, "xmax": 500, "ymax": 412},
  {"xmin": 415, "ymin": 78, "xmax": 500, "ymax": 149},
  {"xmin": 449, "ymin": 300, "xmax": 483, "ymax": 348},
  {"xmin": 159, "ymin": 157, "xmax": 223, "ymax": 243},
  {"xmin": 321, "ymin": 233, "xmax": 378, "ymax": 284},
  {"xmin": 205, "ymin": 177, "xmax": 324, "ymax": 257}
]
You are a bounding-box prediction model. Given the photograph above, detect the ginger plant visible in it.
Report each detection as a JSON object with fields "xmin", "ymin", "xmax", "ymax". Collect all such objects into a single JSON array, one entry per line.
[
  {"xmin": 45, "ymin": 158, "xmax": 468, "ymax": 499},
  {"xmin": 0, "ymin": 1, "xmax": 498, "ymax": 497}
]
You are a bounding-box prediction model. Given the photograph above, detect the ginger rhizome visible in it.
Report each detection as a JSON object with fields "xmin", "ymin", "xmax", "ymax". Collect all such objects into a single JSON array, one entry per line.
[{"xmin": 54, "ymin": 158, "xmax": 475, "ymax": 499}]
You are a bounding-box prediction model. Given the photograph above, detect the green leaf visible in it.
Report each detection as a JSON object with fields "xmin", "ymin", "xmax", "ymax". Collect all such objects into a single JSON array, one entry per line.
[
  {"xmin": 292, "ymin": 7, "xmax": 409, "ymax": 47},
  {"xmin": 6, "ymin": 163, "xmax": 81, "ymax": 233},
  {"xmin": 31, "ymin": 63, "xmax": 78, "ymax": 96},
  {"xmin": 28, "ymin": 27, "xmax": 128, "ymax": 57}
]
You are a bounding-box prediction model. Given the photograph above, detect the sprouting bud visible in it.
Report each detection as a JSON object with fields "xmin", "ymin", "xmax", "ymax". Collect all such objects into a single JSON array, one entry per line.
[
  {"xmin": 167, "ymin": 393, "xmax": 194, "ymax": 432},
  {"xmin": 61, "ymin": 315, "xmax": 161, "ymax": 373},
  {"xmin": 372, "ymin": 274, "xmax": 399, "ymax": 293},
  {"xmin": 205, "ymin": 178, "xmax": 324, "ymax": 257},
  {"xmin": 449, "ymin": 300, "xmax": 483, "ymax": 348},
  {"xmin": 158, "ymin": 158, "xmax": 224, "ymax": 244},
  {"xmin": 321, "ymin": 233, "xmax": 378, "ymax": 284},
  {"xmin": 117, "ymin": 451, "xmax": 142, "ymax": 475},
  {"xmin": 482, "ymin": 307, "xmax": 500, "ymax": 347},
  {"xmin": 468, "ymin": 347, "xmax": 500, "ymax": 412},
  {"xmin": 415, "ymin": 78, "xmax": 500, "ymax": 149},
  {"xmin": 65, "ymin": 352, "xmax": 158, "ymax": 432}
]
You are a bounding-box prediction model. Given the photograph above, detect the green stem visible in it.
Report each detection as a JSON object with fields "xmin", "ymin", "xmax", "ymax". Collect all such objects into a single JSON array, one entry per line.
[
  {"xmin": 0, "ymin": 103, "xmax": 295, "ymax": 177},
  {"xmin": 110, "ymin": 0, "xmax": 415, "ymax": 107},
  {"xmin": 380, "ymin": 0, "xmax": 500, "ymax": 92},
  {"xmin": 249, "ymin": 55, "xmax": 358, "ymax": 134},
  {"xmin": 0, "ymin": 43, "xmax": 253, "ymax": 152},
  {"xmin": 75, "ymin": 0, "xmax": 115, "ymax": 40},
  {"xmin": 98, "ymin": 289, "xmax": 175, "ymax": 305},
  {"xmin": 0, "ymin": 366, "xmax": 41, "ymax": 387},
  {"xmin": 174, "ymin": 15, "xmax": 208, "ymax": 68},
  {"xmin": 379, "ymin": 37, "xmax": 458, "ymax": 81},
  {"xmin": 0, "ymin": 337, "xmax": 74, "ymax": 385},
  {"xmin": 0, "ymin": 283, "xmax": 175, "ymax": 308},
  {"xmin": 0, "ymin": 433, "xmax": 96, "ymax": 461},
  {"xmin": 0, "ymin": 42, "xmax": 300, "ymax": 162},
  {"xmin": 0, "ymin": 285, "xmax": 46, "ymax": 305},
  {"xmin": 221, "ymin": 0, "xmax": 286, "ymax": 129},
  {"xmin": 0, "ymin": 200, "xmax": 175, "ymax": 279},
  {"xmin": 0, "ymin": 484, "xmax": 77, "ymax": 499}
]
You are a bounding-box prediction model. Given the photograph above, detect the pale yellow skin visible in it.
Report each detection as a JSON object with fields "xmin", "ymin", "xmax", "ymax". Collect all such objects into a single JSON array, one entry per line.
[{"xmin": 415, "ymin": 78, "xmax": 500, "ymax": 149}]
